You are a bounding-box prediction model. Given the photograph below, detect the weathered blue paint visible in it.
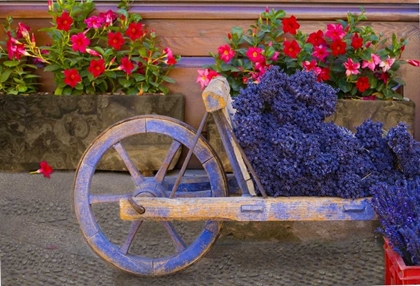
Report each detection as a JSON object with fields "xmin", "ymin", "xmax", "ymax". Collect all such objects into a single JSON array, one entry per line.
[
  {"xmin": 74, "ymin": 115, "xmax": 227, "ymax": 276},
  {"xmin": 212, "ymin": 110, "xmax": 251, "ymax": 196},
  {"xmin": 120, "ymin": 197, "xmax": 377, "ymax": 222},
  {"xmin": 152, "ymin": 229, "xmax": 217, "ymax": 276}
]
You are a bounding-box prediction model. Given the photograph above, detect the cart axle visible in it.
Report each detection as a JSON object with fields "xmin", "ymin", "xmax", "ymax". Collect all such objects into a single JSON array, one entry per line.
[{"xmin": 120, "ymin": 196, "xmax": 376, "ymax": 222}]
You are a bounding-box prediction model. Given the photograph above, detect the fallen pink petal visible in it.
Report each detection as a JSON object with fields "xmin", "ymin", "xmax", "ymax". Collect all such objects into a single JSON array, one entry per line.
[{"xmin": 30, "ymin": 161, "xmax": 54, "ymax": 178}]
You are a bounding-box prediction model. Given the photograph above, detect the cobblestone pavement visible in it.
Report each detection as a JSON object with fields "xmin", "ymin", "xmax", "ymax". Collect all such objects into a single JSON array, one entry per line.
[{"xmin": 0, "ymin": 171, "xmax": 385, "ymax": 286}]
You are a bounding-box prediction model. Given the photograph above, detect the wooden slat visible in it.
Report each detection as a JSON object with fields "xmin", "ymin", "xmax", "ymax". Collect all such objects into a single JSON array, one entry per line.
[
  {"xmin": 0, "ymin": 3, "xmax": 417, "ymax": 21},
  {"xmin": 0, "ymin": 0, "xmax": 417, "ymax": 4},
  {"xmin": 120, "ymin": 197, "xmax": 376, "ymax": 221}
]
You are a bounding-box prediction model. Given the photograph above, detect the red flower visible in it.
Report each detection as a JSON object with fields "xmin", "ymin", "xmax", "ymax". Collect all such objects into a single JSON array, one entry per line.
[
  {"xmin": 71, "ymin": 33, "xmax": 90, "ymax": 53},
  {"xmin": 164, "ymin": 47, "xmax": 177, "ymax": 65},
  {"xmin": 56, "ymin": 11, "xmax": 73, "ymax": 32},
  {"xmin": 119, "ymin": 57, "xmax": 134, "ymax": 75},
  {"xmin": 207, "ymin": 69, "xmax": 219, "ymax": 81},
  {"xmin": 330, "ymin": 39, "xmax": 346, "ymax": 56},
  {"xmin": 246, "ymin": 47, "xmax": 265, "ymax": 63},
  {"xmin": 30, "ymin": 161, "xmax": 53, "ymax": 178},
  {"xmin": 325, "ymin": 23, "xmax": 345, "ymax": 40},
  {"xmin": 356, "ymin": 76, "xmax": 370, "ymax": 92},
  {"xmin": 107, "ymin": 32, "xmax": 124, "ymax": 50},
  {"xmin": 351, "ymin": 33, "xmax": 363, "ymax": 49},
  {"xmin": 283, "ymin": 40, "xmax": 301, "ymax": 58},
  {"xmin": 377, "ymin": 72, "xmax": 389, "ymax": 84},
  {"xmin": 63, "ymin": 68, "xmax": 82, "ymax": 88},
  {"xmin": 317, "ymin": 67, "xmax": 330, "ymax": 81},
  {"xmin": 306, "ymin": 30, "xmax": 326, "ymax": 47},
  {"xmin": 218, "ymin": 44, "xmax": 235, "ymax": 63},
  {"xmin": 99, "ymin": 10, "xmax": 118, "ymax": 27},
  {"xmin": 302, "ymin": 59, "xmax": 317, "ymax": 71},
  {"xmin": 196, "ymin": 68, "xmax": 219, "ymax": 89},
  {"xmin": 282, "ymin": 16, "xmax": 300, "ymax": 35},
  {"xmin": 88, "ymin": 58, "xmax": 105, "ymax": 77},
  {"xmin": 137, "ymin": 62, "xmax": 145, "ymax": 75},
  {"xmin": 125, "ymin": 22, "xmax": 145, "ymax": 41},
  {"xmin": 84, "ymin": 16, "xmax": 104, "ymax": 29},
  {"xmin": 6, "ymin": 33, "xmax": 27, "ymax": 60}
]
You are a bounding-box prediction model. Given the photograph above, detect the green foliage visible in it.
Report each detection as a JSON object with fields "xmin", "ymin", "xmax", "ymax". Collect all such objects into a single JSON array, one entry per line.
[
  {"xmin": 198, "ymin": 7, "xmax": 411, "ymax": 99},
  {"xmin": 19, "ymin": 0, "xmax": 179, "ymax": 95},
  {"xmin": 0, "ymin": 17, "xmax": 40, "ymax": 95}
]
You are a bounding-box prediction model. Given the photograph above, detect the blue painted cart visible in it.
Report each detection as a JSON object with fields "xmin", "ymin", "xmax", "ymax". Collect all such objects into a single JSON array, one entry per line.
[{"xmin": 73, "ymin": 77, "xmax": 376, "ymax": 276}]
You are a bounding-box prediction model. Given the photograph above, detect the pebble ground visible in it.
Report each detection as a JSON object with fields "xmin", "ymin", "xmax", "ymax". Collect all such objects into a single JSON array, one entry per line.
[{"xmin": 0, "ymin": 171, "xmax": 385, "ymax": 285}]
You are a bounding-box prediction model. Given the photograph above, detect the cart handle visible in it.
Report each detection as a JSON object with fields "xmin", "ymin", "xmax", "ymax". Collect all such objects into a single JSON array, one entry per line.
[{"xmin": 202, "ymin": 76, "xmax": 230, "ymax": 113}]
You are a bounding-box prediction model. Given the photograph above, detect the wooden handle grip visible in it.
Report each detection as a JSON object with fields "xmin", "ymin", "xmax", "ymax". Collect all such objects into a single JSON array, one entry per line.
[{"xmin": 202, "ymin": 76, "xmax": 231, "ymax": 112}]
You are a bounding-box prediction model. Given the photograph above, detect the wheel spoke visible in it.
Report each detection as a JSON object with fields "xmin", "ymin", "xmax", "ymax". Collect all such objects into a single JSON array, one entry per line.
[
  {"xmin": 114, "ymin": 142, "xmax": 145, "ymax": 186},
  {"xmin": 162, "ymin": 222, "xmax": 187, "ymax": 253},
  {"xmin": 154, "ymin": 140, "xmax": 182, "ymax": 184},
  {"xmin": 89, "ymin": 193, "xmax": 130, "ymax": 204},
  {"xmin": 119, "ymin": 220, "xmax": 143, "ymax": 255}
]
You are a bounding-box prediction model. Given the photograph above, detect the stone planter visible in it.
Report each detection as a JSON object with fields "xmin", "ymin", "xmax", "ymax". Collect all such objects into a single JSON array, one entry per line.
[
  {"xmin": 326, "ymin": 99, "xmax": 415, "ymax": 134},
  {"xmin": 0, "ymin": 93, "xmax": 184, "ymax": 171},
  {"xmin": 208, "ymin": 99, "xmax": 415, "ymax": 172}
]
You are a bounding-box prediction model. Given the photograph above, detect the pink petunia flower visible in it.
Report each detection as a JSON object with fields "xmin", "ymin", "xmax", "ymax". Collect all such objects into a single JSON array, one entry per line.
[
  {"xmin": 196, "ymin": 68, "xmax": 219, "ymax": 89},
  {"xmin": 312, "ymin": 45, "xmax": 329, "ymax": 61},
  {"xmin": 98, "ymin": 10, "xmax": 118, "ymax": 27},
  {"xmin": 196, "ymin": 69, "xmax": 211, "ymax": 90},
  {"xmin": 218, "ymin": 44, "xmax": 235, "ymax": 63},
  {"xmin": 362, "ymin": 54, "xmax": 381, "ymax": 71},
  {"xmin": 325, "ymin": 23, "xmax": 345, "ymax": 40},
  {"xmin": 246, "ymin": 47, "xmax": 265, "ymax": 63},
  {"xmin": 379, "ymin": 56, "xmax": 395, "ymax": 72},
  {"xmin": 84, "ymin": 16, "xmax": 105, "ymax": 29},
  {"xmin": 343, "ymin": 58, "xmax": 360, "ymax": 76},
  {"xmin": 164, "ymin": 47, "xmax": 177, "ymax": 65}
]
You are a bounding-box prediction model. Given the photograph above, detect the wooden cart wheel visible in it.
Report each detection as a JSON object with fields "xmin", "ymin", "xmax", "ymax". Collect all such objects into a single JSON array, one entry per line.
[{"xmin": 74, "ymin": 115, "xmax": 227, "ymax": 276}]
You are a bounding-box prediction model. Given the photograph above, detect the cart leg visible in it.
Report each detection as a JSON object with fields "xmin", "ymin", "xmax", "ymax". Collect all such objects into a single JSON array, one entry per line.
[
  {"xmin": 212, "ymin": 110, "xmax": 254, "ymax": 196},
  {"xmin": 74, "ymin": 115, "xmax": 227, "ymax": 276}
]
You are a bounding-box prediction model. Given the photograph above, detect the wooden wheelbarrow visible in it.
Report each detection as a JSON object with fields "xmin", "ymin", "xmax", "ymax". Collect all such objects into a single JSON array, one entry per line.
[{"xmin": 73, "ymin": 77, "xmax": 375, "ymax": 276}]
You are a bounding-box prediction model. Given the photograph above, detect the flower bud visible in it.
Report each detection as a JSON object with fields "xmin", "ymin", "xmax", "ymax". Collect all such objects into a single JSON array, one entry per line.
[
  {"xmin": 17, "ymin": 22, "xmax": 29, "ymax": 39},
  {"xmin": 407, "ymin": 59, "xmax": 420, "ymax": 67},
  {"xmin": 86, "ymin": 48, "xmax": 101, "ymax": 57}
]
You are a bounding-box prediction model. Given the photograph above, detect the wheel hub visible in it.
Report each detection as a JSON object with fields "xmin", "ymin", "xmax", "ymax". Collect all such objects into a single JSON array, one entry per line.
[{"xmin": 133, "ymin": 179, "xmax": 168, "ymax": 198}]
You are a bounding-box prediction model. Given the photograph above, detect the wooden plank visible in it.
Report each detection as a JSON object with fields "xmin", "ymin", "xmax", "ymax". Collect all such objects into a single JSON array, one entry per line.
[
  {"xmin": 120, "ymin": 196, "xmax": 376, "ymax": 221},
  {"xmin": 2, "ymin": 0, "xmax": 416, "ymax": 3},
  {"xmin": 0, "ymin": 4, "xmax": 417, "ymax": 21}
]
